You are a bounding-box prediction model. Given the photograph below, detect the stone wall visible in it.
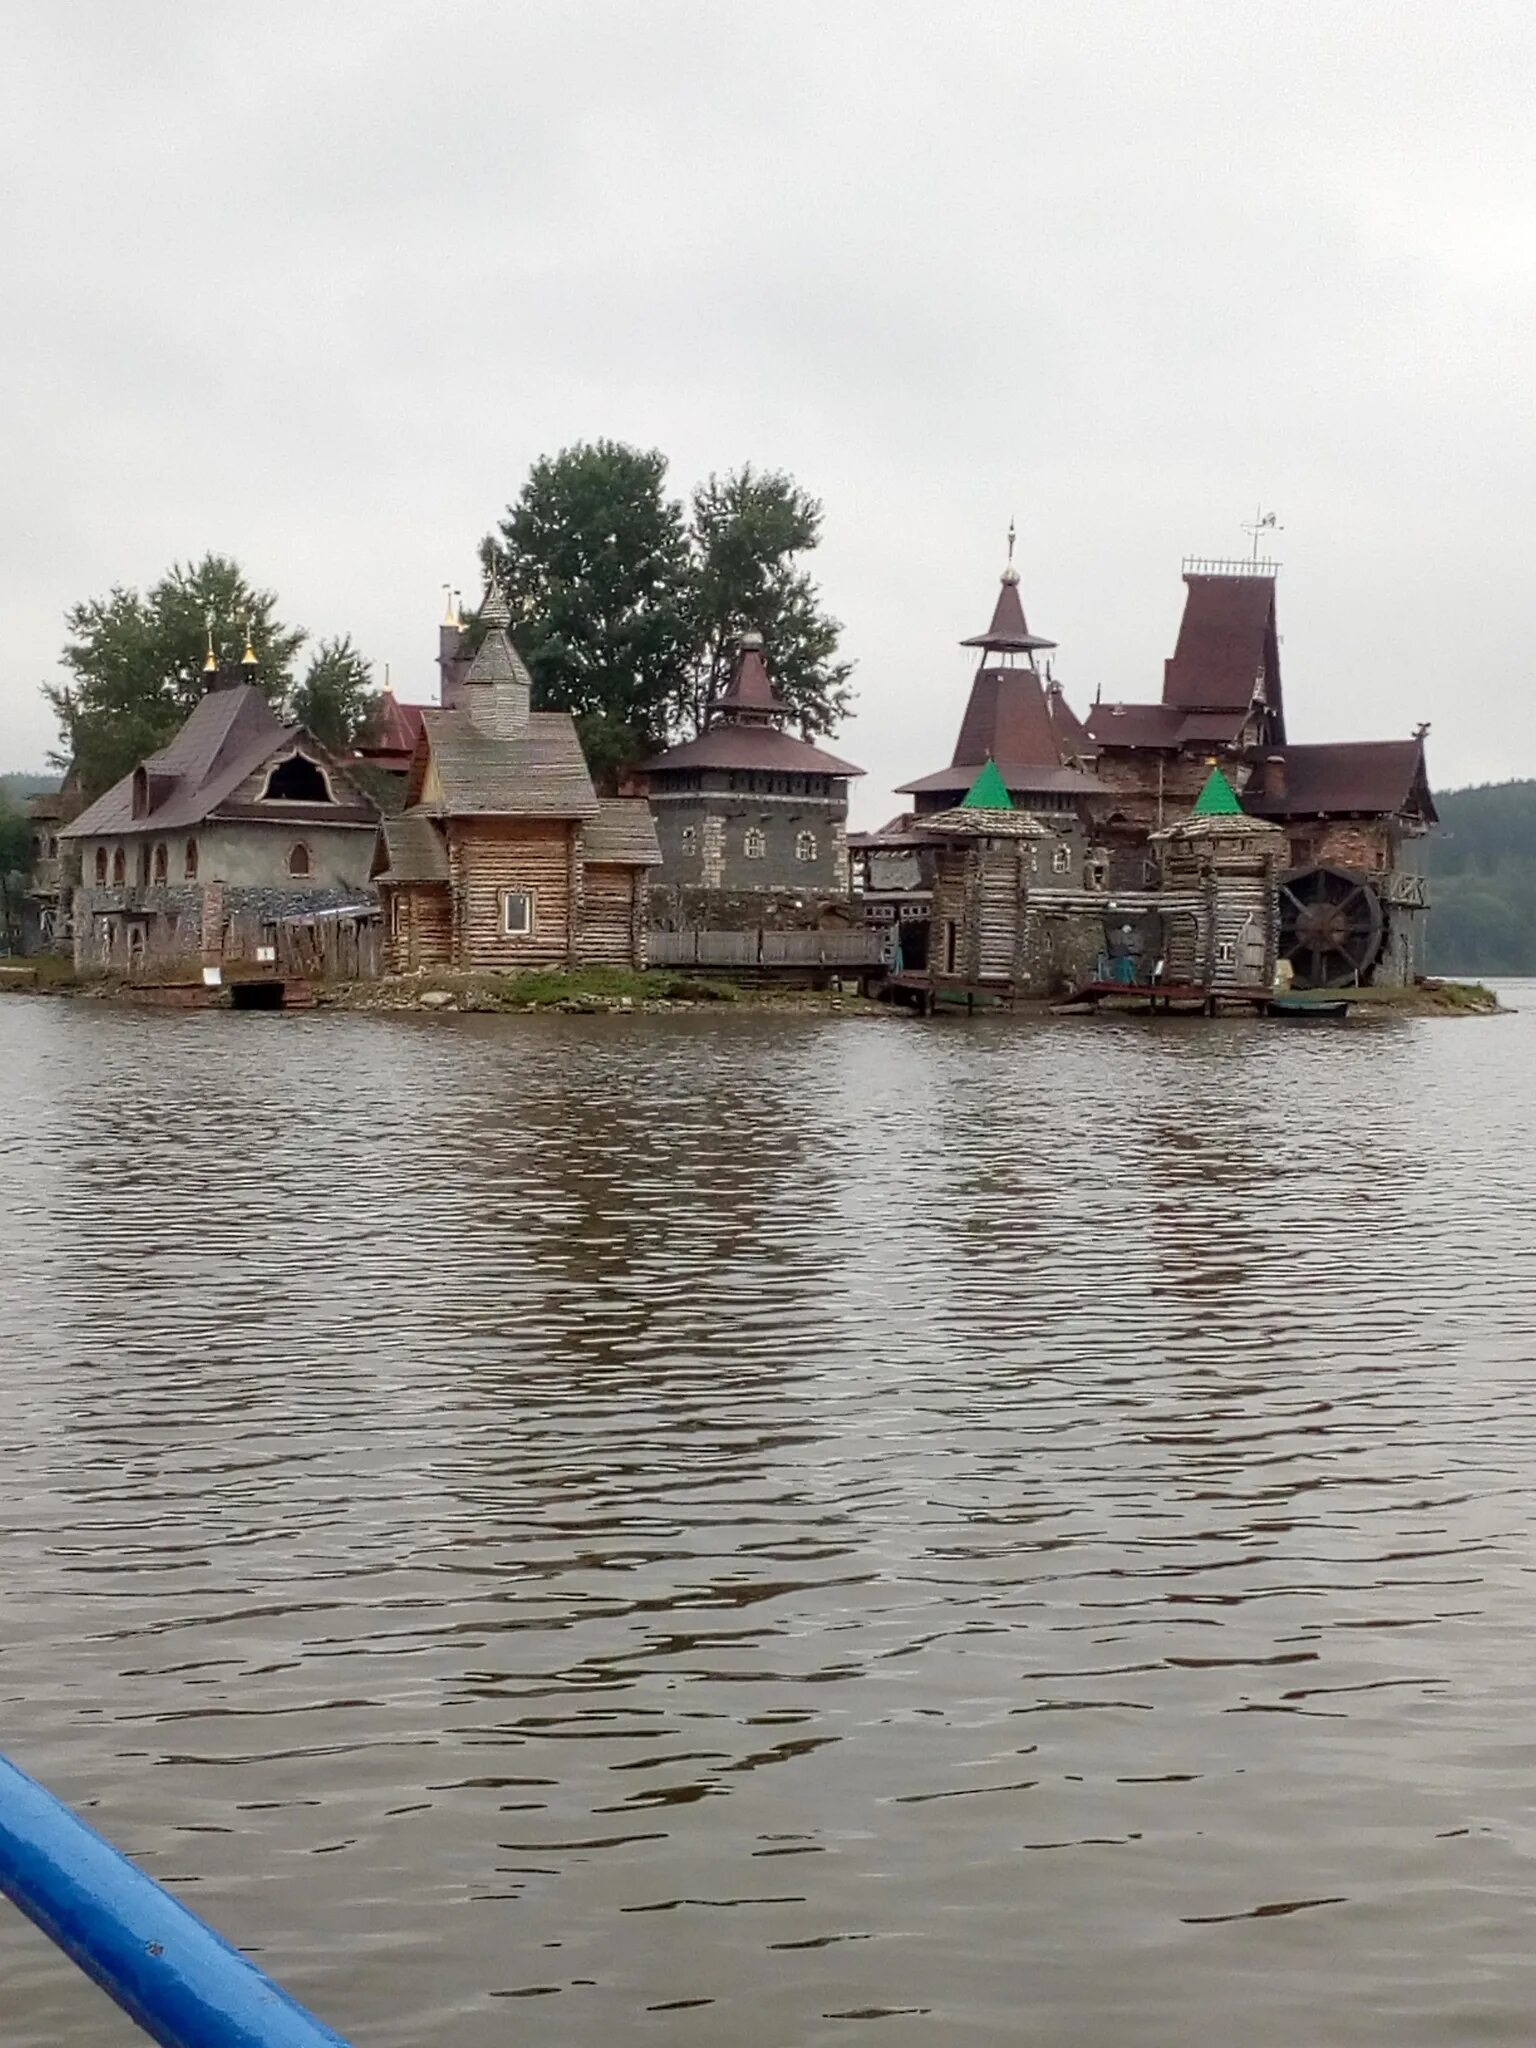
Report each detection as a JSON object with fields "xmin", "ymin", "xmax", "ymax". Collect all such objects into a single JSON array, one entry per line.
[{"xmin": 649, "ymin": 776, "xmax": 850, "ymax": 895}]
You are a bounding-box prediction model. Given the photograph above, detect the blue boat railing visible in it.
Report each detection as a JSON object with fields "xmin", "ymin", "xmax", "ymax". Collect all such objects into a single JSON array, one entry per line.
[{"xmin": 0, "ymin": 1753, "xmax": 351, "ymax": 2048}]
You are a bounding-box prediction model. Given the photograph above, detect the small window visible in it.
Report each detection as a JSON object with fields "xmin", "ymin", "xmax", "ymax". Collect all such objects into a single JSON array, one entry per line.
[
  {"xmin": 95, "ymin": 848, "xmax": 107, "ymax": 885},
  {"xmin": 744, "ymin": 828, "xmax": 766, "ymax": 860},
  {"xmin": 111, "ymin": 847, "xmax": 125, "ymax": 886},
  {"xmin": 795, "ymin": 831, "xmax": 817, "ymax": 862},
  {"xmin": 288, "ymin": 842, "xmax": 312, "ymax": 878},
  {"xmin": 501, "ymin": 889, "xmax": 533, "ymax": 936},
  {"xmin": 1051, "ymin": 843, "xmax": 1071, "ymax": 875},
  {"xmin": 152, "ymin": 843, "xmax": 168, "ymax": 884},
  {"xmin": 185, "ymin": 838, "xmax": 199, "ymax": 881},
  {"xmin": 679, "ymin": 825, "xmax": 698, "ymax": 857},
  {"xmin": 1216, "ymin": 940, "xmax": 1236, "ymax": 966}
]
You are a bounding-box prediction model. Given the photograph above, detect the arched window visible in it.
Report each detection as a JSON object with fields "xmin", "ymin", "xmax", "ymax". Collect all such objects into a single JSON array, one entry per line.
[
  {"xmin": 263, "ymin": 756, "xmax": 332, "ymax": 803},
  {"xmin": 184, "ymin": 838, "xmax": 199, "ymax": 881},
  {"xmin": 152, "ymin": 843, "xmax": 168, "ymax": 884},
  {"xmin": 288, "ymin": 842, "xmax": 312, "ymax": 878},
  {"xmin": 111, "ymin": 847, "xmax": 125, "ymax": 886},
  {"xmin": 94, "ymin": 848, "xmax": 107, "ymax": 886},
  {"xmin": 679, "ymin": 825, "xmax": 698, "ymax": 857},
  {"xmin": 744, "ymin": 828, "xmax": 766, "ymax": 860},
  {"xmin": 794, "ymin": 831, "xmax": 817, "ymax": 863}
]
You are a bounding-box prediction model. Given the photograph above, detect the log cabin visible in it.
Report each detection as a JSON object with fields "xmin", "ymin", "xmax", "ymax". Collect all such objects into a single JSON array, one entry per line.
[{"xmin": 373, "ymin": 592, "xmax": 660, "ymax": 976}]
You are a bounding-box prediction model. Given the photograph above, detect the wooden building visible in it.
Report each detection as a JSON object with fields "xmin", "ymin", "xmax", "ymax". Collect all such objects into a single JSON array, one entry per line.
[
  {"xmin": 915, "ymin": 762, "xmax": 1049, "ymax": 994},
  {"xmin": 1150, "ymin": 767, "xmax": 1287, "ymax": 991},
  {"xmin": 373, "ymin": 591, "xmax": 660, "ymax": 974}
]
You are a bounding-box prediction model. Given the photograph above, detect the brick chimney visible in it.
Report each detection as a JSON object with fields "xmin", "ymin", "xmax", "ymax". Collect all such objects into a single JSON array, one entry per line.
[{"xmin": 1262, "ymin": 752, "xmax": 1288, "ymax": 801}]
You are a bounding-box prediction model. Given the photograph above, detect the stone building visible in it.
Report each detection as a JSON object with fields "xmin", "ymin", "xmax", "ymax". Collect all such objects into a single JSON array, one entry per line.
[
  {"xmin": 373, "ymin": 591, "xmax": 660, "ymax": 975},
  {"xmin": 61, "ymin": 659, "xmax": 379, "ymax": 975},
  {"xmin": 640, "ymin": 634, "xmax": 863, "ymax": 923}
]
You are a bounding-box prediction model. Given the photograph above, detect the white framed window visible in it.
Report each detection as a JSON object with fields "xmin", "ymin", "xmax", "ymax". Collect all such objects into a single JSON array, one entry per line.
[
  {"xmin": 1215, "ymin": 940, "xmax": 1236, "ymax": 966},
  {"xmin": 1051, "ymin": 843, "xmax": 1071, "ymax": 874},
  {"xmin": 500, "ymin": 888, "xmax": 534, "ymax": 936},
  {"xmin": 744, "ymin": 828, "xmax": 766, "ymax": 860},
  {"xmin": 680, "ymin": 825, "xmax": 698, "ymax": 857},
  {"xmin": 795, "ymin": 830, "xmax": 817, "ymax": 862}
]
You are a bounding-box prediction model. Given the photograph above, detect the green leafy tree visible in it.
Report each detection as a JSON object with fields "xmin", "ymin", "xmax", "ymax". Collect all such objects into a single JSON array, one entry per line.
[
  {"xmin": 685, "ymin": 465, "xmax": 853, "ymax": 738},
  {"xmin": 0, "ymin": 795, "xmax": 29, "ymax": 953},
  {"xmin": 291, "ymin": 635, "xmax": 378, "ymax": 754},
  {"xmin": 43, "ymin": 556, "xmax": 305, "ymax": 799},
  {"xmin": 481, "ymin": 441, "xmax": 694, "ymax": 783}
]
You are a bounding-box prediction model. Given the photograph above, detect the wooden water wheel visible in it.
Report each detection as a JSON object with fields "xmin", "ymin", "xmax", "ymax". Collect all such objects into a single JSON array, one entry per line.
[{"xmin": 1278, "ymin": 865, "xmax": 1385, "ymax": 988}]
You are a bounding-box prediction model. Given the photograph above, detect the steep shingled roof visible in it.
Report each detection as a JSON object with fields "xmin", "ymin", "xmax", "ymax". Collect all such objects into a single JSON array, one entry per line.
[
  {"xmin": 63, "ymin": 686, "xmax": 371, "ymax": 839},
  {"xmin": 415, "ymin": 708, "xmax": 599, "ymax": 819},
  {"xmin": 1162, "ymin": 574, "xmax": 1282, "ymax": 718},
  {"xmin": 375, "ymin": 812, "xmax": 449, "ymax": 884}
]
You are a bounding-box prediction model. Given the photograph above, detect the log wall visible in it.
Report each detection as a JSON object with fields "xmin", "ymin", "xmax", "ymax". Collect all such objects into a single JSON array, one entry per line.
[{"xmin": 450, "ymin": 819, "xmax": 577, "ymax": 970}]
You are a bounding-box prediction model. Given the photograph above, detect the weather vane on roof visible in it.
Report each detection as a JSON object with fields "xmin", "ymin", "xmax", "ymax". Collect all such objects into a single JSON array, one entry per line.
[{"xmin": 1242, "ymin": 506, "xmax": 1282, "ymax": 563}]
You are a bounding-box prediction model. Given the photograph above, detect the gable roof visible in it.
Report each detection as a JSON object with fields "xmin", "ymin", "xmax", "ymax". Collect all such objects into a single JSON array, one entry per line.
[
  {"xmin": 63, "ymin": 686, "xmax": 345, "ymax": 839},
  {"xmin": 362, "ymin": 691, "xmax": 428, "ymax": 758},
  {"xmin": 414, "ymin": 707, "xmax": 599, "ymax": 819},
  {"xmin": 1245, "ymin": 740, "xmax": 1437, "ymax": 823},
  {"xmin": 1162, "ymin": 573, "xmax": 1282, "ymax": 721}
]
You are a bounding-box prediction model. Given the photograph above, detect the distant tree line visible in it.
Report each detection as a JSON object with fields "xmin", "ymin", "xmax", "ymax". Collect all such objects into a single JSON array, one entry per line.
[
  {"xmin": 1425, "ymin": 780, "xmax": 1536, "ymax": 976},
  {"xmin": 40, "ymin": 443, "xmax": 850, "ymax": 801}
]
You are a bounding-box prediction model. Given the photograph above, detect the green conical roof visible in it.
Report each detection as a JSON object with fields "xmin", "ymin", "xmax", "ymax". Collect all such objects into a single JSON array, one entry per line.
[
  {"xmin": 960, "ymin": 759, "xmax": 1013, "ymax": 810},
  {"xmin": 1192, "ymin": 766, "xmax": 1243, "ymax": 817}
]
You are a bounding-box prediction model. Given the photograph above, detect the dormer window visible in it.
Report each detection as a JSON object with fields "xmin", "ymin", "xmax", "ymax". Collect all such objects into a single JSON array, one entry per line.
[{"xmin": 263, "ymin": 756, "xmax": 333, "ymax": 804}]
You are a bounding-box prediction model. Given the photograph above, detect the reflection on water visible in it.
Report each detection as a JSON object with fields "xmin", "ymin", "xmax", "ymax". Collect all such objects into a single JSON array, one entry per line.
[{"xmin": 1, "ymin": 993, "xmax": 1535, "ymax": 2046}]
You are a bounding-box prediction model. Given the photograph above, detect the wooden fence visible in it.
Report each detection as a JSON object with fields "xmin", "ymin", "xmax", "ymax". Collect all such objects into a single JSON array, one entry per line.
[{"xmin": 648, "ymin": 927, "xmax": 889, "ymax": 970}]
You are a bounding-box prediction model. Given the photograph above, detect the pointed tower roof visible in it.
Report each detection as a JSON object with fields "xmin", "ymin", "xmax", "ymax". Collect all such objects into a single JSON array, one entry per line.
[
  {"xmin": 479, "ymin": 582, "xmax": 512, "ymax": 630},
  {"xmin": 465, "ymin": 628, "xmax": 534, "ymax": 692},
  {"xmin": 961, "ymin": 564, "xmax": 1057, "ymax": 657},
  {"xmin": 713, "ymin": 632, "xmax": 789, "ymax": 722},
  {"xmin": 1192, "ymin": 765, "xmax": 1244, "ymax": 816},
  {"xmin": 961, "ymin": 759, "xmax": 1013, "ymax": 809}
]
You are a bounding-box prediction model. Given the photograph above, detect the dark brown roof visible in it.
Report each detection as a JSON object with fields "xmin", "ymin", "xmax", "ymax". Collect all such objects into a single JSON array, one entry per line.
[
  {"xmin": 360, "ymin": 692, "xmax": 428, "ymax": 759},
  {"xmin": 1162, "ymin": 574, "xmax": 1282, "ymax": 718},
  {"xmin": 949, "ymin": 665, "xmax": 1096, "ymax": 774},
  {"xmin": 64, "ymin": 686, "xmax": 374, "ymax": 839},
  {"xmin": 584, "ymin": 798, "xmax": 662, "ymax": 866},
  {"xmin": 416, "ymin": 708, "xmax": 599, "ymax": 818},
  {"xmin": 376, "ymin": 812, "xmax": 449, "ymax": 884},
  {"xmin": 1085, "ymin": 702, "xmax": 1248, "ymax": 748},
  {"xmin": 714, "ymin": 639, "xmax": 789, "ymax": 718},
  {"xmin": 898, "ymin": 760, "xmax": 1107, "ymax": 799},
  {"xmin": 960, "ymin": 571, "xmax": 1056, "ymax": 655},
  {"xmin": 1245, "ymin": 741, "xmax": 1437, "ymax": 822},
  {"xmin": 641, "ymin": 726, "xmax": 863, "ymax": 776}
]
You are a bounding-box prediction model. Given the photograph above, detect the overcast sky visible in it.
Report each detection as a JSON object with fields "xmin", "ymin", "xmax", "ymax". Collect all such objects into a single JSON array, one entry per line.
[{"xmin": 2, "ymin": 1, "xmax": 1532, "ymax": 822}]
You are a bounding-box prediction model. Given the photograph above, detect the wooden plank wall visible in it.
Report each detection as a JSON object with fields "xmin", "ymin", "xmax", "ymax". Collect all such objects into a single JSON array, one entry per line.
[{"xmin": 384, "ymin": 885, "xmax": 453, "ymax": 973}]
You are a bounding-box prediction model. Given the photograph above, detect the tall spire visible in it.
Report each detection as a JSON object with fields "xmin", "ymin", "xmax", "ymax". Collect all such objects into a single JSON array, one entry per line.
[
  {"xmin": 202, "ymin": 614, "xmax": 217, "ymax": 673},
  {"xmin": 961, "ymin": 536, "xmax": 1057, "ymax": 660},
  {"xmin": 240, "ymin": 615, "xmax": 257, "ymax": 668}
]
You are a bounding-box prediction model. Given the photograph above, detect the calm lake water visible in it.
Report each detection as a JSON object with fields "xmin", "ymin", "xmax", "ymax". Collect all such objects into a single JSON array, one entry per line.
[{"xmin": 1, "ymin": 990, "xmax": 1534, "ymax": 2047}]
